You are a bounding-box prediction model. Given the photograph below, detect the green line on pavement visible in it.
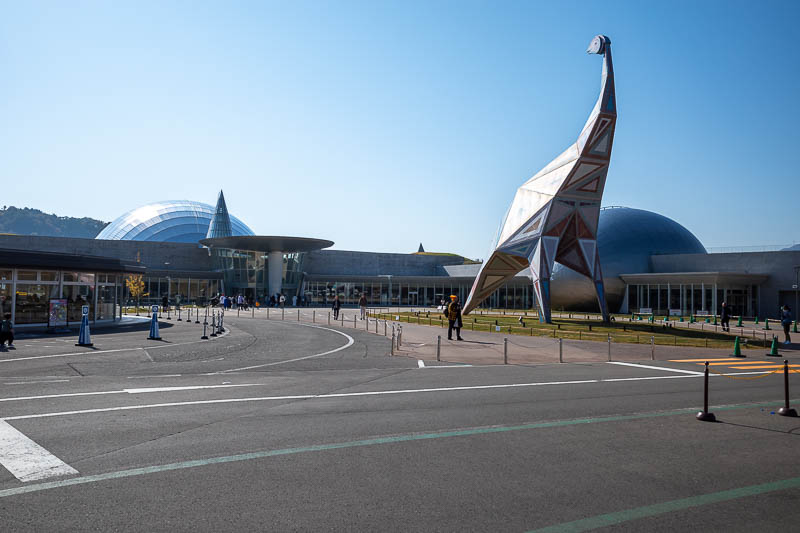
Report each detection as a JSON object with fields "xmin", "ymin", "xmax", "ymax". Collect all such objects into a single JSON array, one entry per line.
[
  {"xmin": 0, "ymin": 399, "xmax": 790, "ymax": 499},
  {"xmin": 528, "ymin": 476, "xmax": 800, "ymax": 532}
]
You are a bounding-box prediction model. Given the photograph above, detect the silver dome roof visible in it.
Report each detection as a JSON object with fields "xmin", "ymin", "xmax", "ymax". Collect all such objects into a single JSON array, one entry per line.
[{"xmin": 96, "ymin": 200, "xmax": 254, "ymax": 243}]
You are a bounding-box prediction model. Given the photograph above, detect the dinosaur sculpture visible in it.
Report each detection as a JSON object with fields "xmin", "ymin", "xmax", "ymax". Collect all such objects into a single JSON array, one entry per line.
[{"xmin": 463, "ymin": 35, "xmax": 616, "ymax": 323}]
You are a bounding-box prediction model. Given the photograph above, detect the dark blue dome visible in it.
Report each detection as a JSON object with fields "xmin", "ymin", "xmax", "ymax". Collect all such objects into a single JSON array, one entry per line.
[{"xmin": 550, "ymin": 207, "xmax": 706, "ymax": 312}]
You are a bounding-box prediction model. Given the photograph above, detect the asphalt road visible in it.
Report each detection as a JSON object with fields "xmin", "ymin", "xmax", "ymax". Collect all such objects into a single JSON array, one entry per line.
[{"xmin": 0, "ymin": 314, "xmax": 798, "ymax": 532}]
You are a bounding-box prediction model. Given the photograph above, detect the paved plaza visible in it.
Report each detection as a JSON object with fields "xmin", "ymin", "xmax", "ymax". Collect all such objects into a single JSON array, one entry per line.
[{"xmin": 0, "ymin": 310, "xmax": 799, "ymax": 531}]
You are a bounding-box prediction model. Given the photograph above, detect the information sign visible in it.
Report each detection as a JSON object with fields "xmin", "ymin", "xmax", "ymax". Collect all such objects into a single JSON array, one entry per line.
[
  {"xmin": 638, "ymin": 307, "xmax": 652, "ymax": 314},
  {"xmin": 81, "ymin": 305, "xmax": 90, "ymax": 316}
]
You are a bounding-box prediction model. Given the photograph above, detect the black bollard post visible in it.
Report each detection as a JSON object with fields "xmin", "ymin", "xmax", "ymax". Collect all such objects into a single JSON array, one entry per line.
[
  {"xmin": 201, "ymin": 318, "xmax": 208, "ymax": 339},
  {"xmin": 210, "ymin": 313, "xmax": 217, "ymax": 337},
  {"xmin": 778, "ymin": 360, "xmax": 798, "ymax": 417},
  {"xmin": 178, "ymin": 308, "xmax": 182, "ymax": 321},
  {"xmin": 195, "ymin": 307, "xmax": 200, "ymax": 324},
  {"xmin": 696, "ymin": 361, "xmax": 716, "ymax": 421}
]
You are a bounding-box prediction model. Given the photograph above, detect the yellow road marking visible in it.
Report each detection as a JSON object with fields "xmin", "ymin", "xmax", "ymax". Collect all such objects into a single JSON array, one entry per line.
[
  {"xmin": 700, "ymin": 361, "xmax": 769, "ymax": 366},
  {"xmin": 729, "ymin": 365, "xmax": 800, "ymax": 370},
  {"xmin": 669, "ymin": 358, "xmax": 742, "ymax": 363}
]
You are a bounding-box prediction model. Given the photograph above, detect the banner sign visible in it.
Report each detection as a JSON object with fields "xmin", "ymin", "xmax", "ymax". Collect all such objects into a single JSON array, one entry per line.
[
  {"xmin": 49, "ymin": 299, "xmax": 68, "ymax": 327},
  {"xmin": 638, "ymin": 307, "xmax": 652, "ymax": 314},
  {"xmin": 669, "ymin": 309, "xmax": 681, "ymax": 316}
]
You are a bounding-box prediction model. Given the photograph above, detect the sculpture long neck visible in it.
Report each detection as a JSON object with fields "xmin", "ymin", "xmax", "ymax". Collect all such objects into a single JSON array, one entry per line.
[{"xmin": 598, "ymin": 44, "xmax": 615, "ymax": 116}]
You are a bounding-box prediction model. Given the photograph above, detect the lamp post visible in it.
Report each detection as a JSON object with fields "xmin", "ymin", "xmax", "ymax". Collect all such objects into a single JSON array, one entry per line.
[{"xmin": 164, "ymin": 262, "xmax": 171, "ymax": 312}]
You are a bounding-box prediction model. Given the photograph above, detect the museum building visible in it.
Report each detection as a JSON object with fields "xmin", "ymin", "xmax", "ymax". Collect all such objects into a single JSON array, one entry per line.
[{"xmin": 0, "ymin": 192, "xmax": 798, "ymax": 328}]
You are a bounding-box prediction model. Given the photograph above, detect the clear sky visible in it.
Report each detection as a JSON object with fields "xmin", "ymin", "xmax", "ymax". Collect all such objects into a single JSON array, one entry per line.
[{"xmin": 2, "ymin": 1, "xmax": 798, "ymax": 258}]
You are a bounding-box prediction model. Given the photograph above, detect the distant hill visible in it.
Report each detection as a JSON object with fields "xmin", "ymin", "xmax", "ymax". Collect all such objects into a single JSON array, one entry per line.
[{"xmin": 0, "ymin": 206, "xmax": 109, "ymax": 239}]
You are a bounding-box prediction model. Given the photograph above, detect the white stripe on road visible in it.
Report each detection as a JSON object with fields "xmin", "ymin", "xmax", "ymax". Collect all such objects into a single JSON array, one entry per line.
[
  {"xmin": 4, "ymin": 380, "xmax": 70, "ymax": 385},
  {"xmin": 606, "ymin": 361, "xmax": 705, "ymax": 375},
  {"xmin": 0, "ymin": 420, "xmax": 78, "ymax": 482},
  {"xmin": 0, "ymin": 331, "xmax": 231, "ymax": 364},
  {"xmin": 215, "ymin": 325, "xmax": 355, "ymax": 373},
  {"xmin": 123, "ymin": 384, "xmax": 259, "ymax": 394}
]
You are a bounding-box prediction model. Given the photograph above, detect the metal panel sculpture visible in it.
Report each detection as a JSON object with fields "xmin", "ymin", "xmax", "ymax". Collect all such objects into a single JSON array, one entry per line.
[{"xmin": 463, "ymin": 35, "xmax": 616, "ymax": 322}]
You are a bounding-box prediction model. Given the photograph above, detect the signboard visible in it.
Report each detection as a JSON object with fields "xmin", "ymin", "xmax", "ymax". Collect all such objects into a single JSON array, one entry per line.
[
  {"xmin": 669, "ymin": 309, "xmax": 681, "ymax": 316},
  {"xmin": 638, "ymin": 308, "xmax": 652, "ymax": 314},
  {"xmin": 151, "ymin": 305, "xmax": 159, "ymax": 314},
  {"xmin": 495, "ymin": 325, "xmax": 501, "ymax": 332},
  {"xmin": 48, "ymin": 299, "xmax": 68, "ymax": 327},
  {"xmin": 696, "ymin": 310, "xmax": 710, "ymax": 316},
  {"xmin": 81, "ymin": 305, "xmax": 90, "ymax": 316}
]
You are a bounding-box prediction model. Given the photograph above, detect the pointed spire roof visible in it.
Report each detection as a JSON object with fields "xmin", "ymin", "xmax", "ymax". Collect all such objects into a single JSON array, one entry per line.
[
  {"xmin": 417, "ymin": 243, "xmax": 425, "ymax": 253},
  {"xmin": 206, "ymin": 190, "xmax": 233, "ymax": 239}
]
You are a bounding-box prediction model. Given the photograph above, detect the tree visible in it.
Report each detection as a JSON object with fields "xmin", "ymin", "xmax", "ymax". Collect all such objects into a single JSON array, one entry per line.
[{"xmin": 125, "ymin": 274, "xmax": 146, "ymax": 315}]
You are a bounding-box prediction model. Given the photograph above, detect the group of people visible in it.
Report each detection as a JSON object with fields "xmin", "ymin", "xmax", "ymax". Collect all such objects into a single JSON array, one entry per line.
[{"xmin": 719, "ymin": 301, "xmax": 793, "ymax": 344}]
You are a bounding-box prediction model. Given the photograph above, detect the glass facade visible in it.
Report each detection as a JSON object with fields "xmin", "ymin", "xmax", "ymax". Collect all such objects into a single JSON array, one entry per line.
[
  {"xmin": 302, "ymin": 279, "xmax": 533, "ymax": 309},
  {"xmin": 96, "ymin": 200, "xmax": 254, "ymax": 243},
  {"xmin": 627, "ymin": 283, "xmax": 759, "ymax": 316},
  {"xmin": 2, "ymin": 268, "xmax": 122, "ymax": 326}
]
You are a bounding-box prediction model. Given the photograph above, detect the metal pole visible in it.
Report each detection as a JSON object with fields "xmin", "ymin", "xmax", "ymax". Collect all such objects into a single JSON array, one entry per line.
[
  {"xmin": 328, "ymin": 312, "xmax": 331, "ymax": 325},
  {"xmin": 607, "ymin": 334, "xmax": 611, "ymax": 362},
  {"xmin": 398, "ymin": 326, "xmax": 402, "ymax": 347},
  {"xmin": 504, "ymin": 338, "xmax": 508, "ymax": 364},
  {"xmin": 558, "ymin": 338, "xmax": 563, "ymax": 363},
  {"xmin": 313, "ymin": 310, "xmax": 315, "ymax": 323},
  {"xmin": 252, "ymin": 306, "xmax": 254, "ymax": 318},
  {"xmin": 282, "ymin": 308, "xmax": 284, "ymax": 321},
  {"xmin": 298, "ymin": 309, "xmax": 300, "ymax": 321},
  {"xmin": 210, "ymin": 313, "xmax": 217, "ymax": 337},
  {"xmin": 384, "ymin": 320, "xmax": 387, "ymax": 336},
  {"xmin": 779, "ymin": 360, "xmax": 798, "ymax": 417},
  {"xmin": 391, "ymin": 331, "xmax": 395, "ymax": 356},
  {"xmin": 267, "ymin": 307, "xmax": 270, "ymax": 320},
  {"xmin": 696, "ymin": 362, "xmax": 716, "ymax": 421},
  {"xmin": 201, "ymin": 321, "xmax": 208, "ymax": 339},
  {"xmin": 354, "ymin": 315, "xmax": 356, "ymax": 328},
  {"xmin": 437, "ymin": 335, "xmax": 441, "ymax": 361}
]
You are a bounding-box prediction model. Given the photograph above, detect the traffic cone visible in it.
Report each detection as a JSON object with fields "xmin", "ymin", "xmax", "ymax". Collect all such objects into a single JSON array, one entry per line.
[
  {"xmin": 75, "ymin": 314, "xmax": 93, "ymax": 347},
  {"xmin": 148, "ymin": 308, "xmax": 161, "ymax": 340},
  {"xmin": 767, "ymin": 336, "xmax": 779, "ymax": 357},
  {"xmin": 732, "ymin": 336, "xmax": 744, "ymax": 357},
  {"xmin": 763, "ymin": 318, "xmax": 770, "ymax": 330},
  {"xmin": 736, "ymin": 315, "xmax": 743, "ymax": 327}
]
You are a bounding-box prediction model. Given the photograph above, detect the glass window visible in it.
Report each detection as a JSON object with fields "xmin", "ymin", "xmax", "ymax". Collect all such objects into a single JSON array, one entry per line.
[
  {"xmin": 0, "ymin": 271, "xmax": 10, "ymax": 282},
  {"xmin": 18, "ymin": 271, "xmax": 37, "ymax": 281},
  {"xmin": 15, "ymin": 284, "xmax": 59, "ymax": 324},
  {"xmin": 0, "ymin": 276, "xmax": 11, "ymax": 316},
  {"xmin": 63, "ymin": 272, "xmax": 95, "ymax": 284},
  {"xmin": 40, "ymin": 271, "xmax": 59, "ymax": 282},
  {"xmin": 63, "ymin": 284, "xmax": 94, "ymax": 323},
  {"xmin": 97, "ymin": 284, "xmax": 115, "ymax": 321}
]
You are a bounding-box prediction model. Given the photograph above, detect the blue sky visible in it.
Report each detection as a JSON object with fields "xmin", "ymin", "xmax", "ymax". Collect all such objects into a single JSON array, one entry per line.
[{"xmin": 1, "ymin": 1, "xmax": 798, "ymax": 258}]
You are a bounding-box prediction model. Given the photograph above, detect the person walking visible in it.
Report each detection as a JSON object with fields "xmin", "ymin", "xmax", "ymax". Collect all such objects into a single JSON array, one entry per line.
[
  {"xmin": 332, "ymin": 295, "xmax": 342, "ymax": 320},
  {"xmin": 279, "ymin": 294, "xmax": 286, "ymax": 309},
  {"xmin": 0, "ymin": 312, "xmax": 14, "ymax": 350},
  {"xmin": 781, "ymin": 305, "xmax": 793, "ymax": 345},
  {"xmin": 720, "ymin": 302, "xmax": 731, "ymax": 332},
  {"xmin": 161, "ymin": 294, "xmax": 169, "ymax": 315},
  {"xmin": 358, "ymin": 293, "xmax": 367, "ymax": 320},
  {"xmin": 445, "ymin": 294, "xmax": 463, "ymax": 341}
]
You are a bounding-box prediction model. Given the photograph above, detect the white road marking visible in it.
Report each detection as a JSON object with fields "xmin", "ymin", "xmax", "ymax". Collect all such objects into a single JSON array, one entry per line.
[
  {"xmin": 606, "ymin": 361, "xmax": 705, "ymax": 375},
  {"xmin": 0, "ymin": 331, "xmax": 231, "ymax": 365},
  {"xmin": 127, "ymin": 374, "xmax": 183, "ymax": 379},
  {"xmin": 0, "ymin": 372, "xmax": 734, "ymax": 421},
  {"xmin": 215, "ymin": 324, "xmax": 355, "ymax": 373},
  {"xmin": 4, "ymin": 380, "xmax": 70, "ymax": 385},
  {"xmin": 123, "ymin": 384, "xmax": 258, "ymax": 394},
  {"xmin": 418, "ymin": 360, "xmax": 425, "ymax": 368},
  {"xmin": 0, "ymin": 420, "xmax": 78, "ymax": 482}
]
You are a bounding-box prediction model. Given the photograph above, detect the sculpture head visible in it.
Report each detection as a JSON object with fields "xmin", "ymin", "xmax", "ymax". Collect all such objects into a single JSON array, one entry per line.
[{"xmin": 586, "ymin": 35, "xmax": 611, "ymax": 55}]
